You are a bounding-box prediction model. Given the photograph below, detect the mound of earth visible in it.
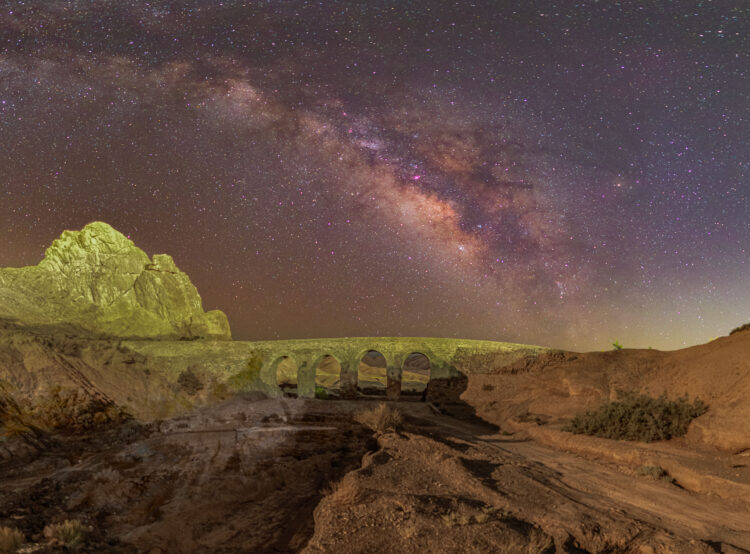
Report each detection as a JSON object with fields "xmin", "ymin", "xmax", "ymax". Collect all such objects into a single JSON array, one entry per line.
[
  {"xmin": 0, "ymin": 325, "xmax": 265, "ymax": 449},
  {"xmin": 463, "ymin": 329, "xmax": 750, "ymax": 452},
  {"xmin": 0, "ymin": 222, "xmax": 230, "ymax": 341}
]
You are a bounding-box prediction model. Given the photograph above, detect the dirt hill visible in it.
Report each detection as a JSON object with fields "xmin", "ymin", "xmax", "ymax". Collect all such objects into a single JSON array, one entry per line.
[{"xmin": 463, "ymin": 329, "xmax": 750, "ymax": 453}]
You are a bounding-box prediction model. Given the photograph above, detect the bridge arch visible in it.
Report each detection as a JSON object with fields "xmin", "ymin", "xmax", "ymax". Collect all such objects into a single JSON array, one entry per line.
[
  {"xmin": 401, "ymin": 351, "xmax": 431, "ymax": 399},
  {"xmin": 271, "ymin": 355, "xmax": 299, "ymax": 397},
  {"xmin": 355, "ymin": 349, "xmax": 389, "ymax": 397},
  {"xmin": 312, "ymin": 353, "xmax": 343, "ymax": 398}
]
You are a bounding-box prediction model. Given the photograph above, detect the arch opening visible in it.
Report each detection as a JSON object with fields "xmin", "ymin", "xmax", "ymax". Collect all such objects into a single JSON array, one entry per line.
[
  {"xmin": 402, "ymin": 352, "xmax": 430, "ymax": 399},
  {"xmin": 357, "ymin": 350, "xmax": 387, "ymax": 397},
  {"xmin": 314, "ymin": 355, "xmax": 342, "ymax": 399},
  {"xmin": 275, "ymin": 356, "xmax": 299, "ymax": 398}
]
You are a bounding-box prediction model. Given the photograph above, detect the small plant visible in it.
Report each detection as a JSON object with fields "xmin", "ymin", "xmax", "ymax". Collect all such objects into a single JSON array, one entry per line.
[
  {"xmin": 612, "ymin": 340, "xmax": 623, "ymax": 350},
  {"xmin": 93, "ymin": 467, "xmax": 121, "ymax": 484},
  {"xmin": 177, "ymin": 368, "xmax": 204, "ymax": 395},
  {"xmin": 27, "ymin": 386, "xmax": 129, "ymax": 432},
  {"xmin": 354, "ymin": 403, "xmax": 403, "ymax": 434},
  {"xmin": 563, "ymin": 392, "xmax": 707, "ymax": 442},
  {"xmin": 322, "ymin": 475, "xmax": 363, "ymax": 505},
  {"xmin": 314, "ymin": 386, "xmax": 328, "ymax": 399},
  {"xmin": 636, "ymin": 465, "xmax": 675, "ymax": 484},
  {"xmin": 43, "ymin": 519, "xmax": 88, "ymax": 548},
  {"xmin": 440, "ymin": 511, "xmax": 473, "ymax": 527},
  {"xmin": 516, "ymin": 410, "xmax": 547, "ymax": 425},
  {"xmin": 0, "ymin": 526, "xmax": 25, "ymax": 553}
]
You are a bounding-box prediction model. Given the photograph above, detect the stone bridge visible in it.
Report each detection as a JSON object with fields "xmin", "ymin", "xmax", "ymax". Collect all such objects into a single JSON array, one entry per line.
[{"xmin": 247, "ymin": 337, "xmax": 546, "ymax": 401}]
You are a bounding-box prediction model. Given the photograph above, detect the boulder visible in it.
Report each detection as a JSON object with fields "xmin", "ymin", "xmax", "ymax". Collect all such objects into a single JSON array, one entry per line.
[{"xmin": 0, "ymin": 222, "xmax": 231, "ymax": 340}]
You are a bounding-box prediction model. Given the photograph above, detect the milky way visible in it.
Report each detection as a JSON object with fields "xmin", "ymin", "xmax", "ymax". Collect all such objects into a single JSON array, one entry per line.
[{"xmin": 1, "ymin": 1, "xmax": 748, "ymax": 350}]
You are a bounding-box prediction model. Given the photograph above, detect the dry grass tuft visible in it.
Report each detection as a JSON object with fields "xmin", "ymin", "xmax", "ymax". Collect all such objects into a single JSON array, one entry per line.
[
  {"xmin": 93, "ymin": 467, "xmax": 121, "ymax": 484},
  {"xmin": 43, "ymin": 519, "xmax": 88, "ymax": 548},
  {"xmin": 354, "ymin": 403, "xmax": 403, "ymax": 434},
  {"xmin": 494, "ymin": 526, "xmax": 554, "ymax": 553},
  {"xmin": 322, "ymin": 474, "xmax": 363, "ymax": 506},
  {"xmin": 85, "ymin": 467, "xmax": 137, "ymax": 509},
  {"xmin": 636, "ymin": 465, "xmax": 675, "ymax": 484},
  {"xmin": 520, "ymin": 527, "xmax": 555, "ymax": 554},
  {"xmin": 0, "ymin": 526, "xmax": 25, "ymax": 553},
  {"xmin": 31, "ymin": 386, "xmax": 129, "ymax": 431}
]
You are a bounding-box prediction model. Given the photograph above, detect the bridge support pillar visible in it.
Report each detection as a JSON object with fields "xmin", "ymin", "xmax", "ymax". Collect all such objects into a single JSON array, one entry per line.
[
  {"xmin": 340, "ymin": 361, "xmax": 358, "ymax": 399},
  {"xmin": 386, "ymin": 365, "xmax": 402, "ymax": 401},
  {"xmin": 297, "ymin": 359, "xmax": 316, "ymax": 398}
]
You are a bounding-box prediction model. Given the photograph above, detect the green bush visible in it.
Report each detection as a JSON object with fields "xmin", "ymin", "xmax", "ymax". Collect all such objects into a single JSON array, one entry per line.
[
  {"xmin": 563, "ymin": 392, "xmax": 707, "ymax": 442},
  {"xmin": 730, "ymin": 322, "xmax": 750, "ymax": 335},
  {"xmin": 314, "ymin": 386, "xmax": 328, "ymax": 399}
]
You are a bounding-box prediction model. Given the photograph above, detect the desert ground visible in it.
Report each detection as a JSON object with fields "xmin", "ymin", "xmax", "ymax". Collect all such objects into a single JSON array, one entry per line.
[{"xmin": 1, "ymin": 328, "xmax": 749, "ymax": 553}]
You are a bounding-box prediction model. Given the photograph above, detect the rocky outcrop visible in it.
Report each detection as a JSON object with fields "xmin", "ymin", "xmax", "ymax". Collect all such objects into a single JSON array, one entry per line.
[{"xmin": 0, "ymin": 222, "xmax": 231, "ymax": 340}]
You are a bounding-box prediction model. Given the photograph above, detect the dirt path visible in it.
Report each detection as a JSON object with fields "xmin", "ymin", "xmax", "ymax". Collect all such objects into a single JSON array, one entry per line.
[
  {"xmin": 305, "ymin": 403, "xmax": 750, "ymax": 553},
  {"xmin": 484, "ymin": 437, "xmax": 749, "ymax": 547},
  {"xmin": 3, "ymin": 397, "xmax": 748, "ymax": 552},
  {"xmin": 429, "ymin": 409, "xmax": 750, "ymax": 549}
]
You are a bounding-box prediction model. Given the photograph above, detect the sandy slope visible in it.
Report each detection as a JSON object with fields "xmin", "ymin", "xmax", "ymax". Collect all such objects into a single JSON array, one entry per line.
[{"xmin": 463, "ymin": 329, "xmax": 750, "ymax": 453}]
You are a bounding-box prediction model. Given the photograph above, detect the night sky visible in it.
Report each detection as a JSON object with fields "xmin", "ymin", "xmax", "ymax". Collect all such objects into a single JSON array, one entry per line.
[{"xmin": 1, "ymin": 1, "xmax": 748, "ymax": 351}]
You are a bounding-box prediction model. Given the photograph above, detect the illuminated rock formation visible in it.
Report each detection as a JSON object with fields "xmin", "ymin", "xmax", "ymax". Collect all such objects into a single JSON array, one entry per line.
[{"xmin": 0, "ymin": 222, "xmax": 231, "ymax": 340}]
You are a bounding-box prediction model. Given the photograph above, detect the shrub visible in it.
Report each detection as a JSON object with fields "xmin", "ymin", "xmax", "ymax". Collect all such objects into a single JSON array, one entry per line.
[
  {"xmin": 0, "ymin": 526, "xmax": 25, "ymax": 553},
  {"xmin": 563, "ymin": 392, "xmax": 707, "ymax": 442},
  {"xmin": 86, "ymin": 467, "xmax": 134, "ymax": 509},
  {"xmin": 0, "ymin": 385, "xmax": 50, "ymax": 448},
  {"xmin": 43, "ymin": 519, "xmax": 88, "ymax": 548},
  {"xmin": 29, "ymin": 386, "xmax": 129, "ymax": 432},
  {"xmin": 314, "ymin": 386, "xmax": 328, "ymax": 399},
  {"xmin": 177, "ymin": 368, "xmax": 204, "ymax": 395},
  {"xmin": 516, "ymin": 411, "xmax": 547, "ymax": 425},
  {"xmin": 354, "ymin": 403, "xmax": 403, "ymax": 434},
  {"xmin": 93, "ymin": 467, "xmax": 121, "ymax": 484},
  {"xmin": 730, "ymin": 322, "xmax": 750, "ymax": 335},
  {"xmin": 612, "ymin": 340, "xmax": 623, "ymax": 350},
  {"xmin": 636, "ymin": 465, "xmax": 675, "ymax": 484},
  {"xmin": 322, "ymin": 474, "xmax": 362, "ymax": 505}
]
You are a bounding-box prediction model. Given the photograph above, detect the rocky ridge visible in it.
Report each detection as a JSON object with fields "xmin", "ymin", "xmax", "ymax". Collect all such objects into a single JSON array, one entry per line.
[{"xmin": 0, "ymin": 222, "xmax": 231, "ymax": 340}]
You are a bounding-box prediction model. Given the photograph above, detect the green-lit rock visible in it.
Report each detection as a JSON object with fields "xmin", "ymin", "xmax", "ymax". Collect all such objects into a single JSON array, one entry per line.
[{"xmin": 0, "ymin": 222, "xmax": 231, "ymax": 340}]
